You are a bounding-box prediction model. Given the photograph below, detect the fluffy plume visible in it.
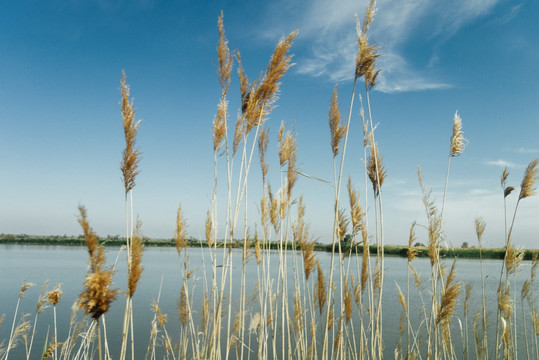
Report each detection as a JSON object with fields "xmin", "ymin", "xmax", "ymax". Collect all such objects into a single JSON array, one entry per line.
[
  {"xmin": 315, "ymin": 263, "xmax": 326, "ymax": 314},
  {"xmin": 474, "ymin": 217, "xmax": 486, "ymax": 245},
  {"xmin": 175, "ymin": 204, "xmax": 188, "ymax": 256},
  {"xmin": 78, "ymin": 205, "xmax": 98, "ymax": 258},
  {"xmin": 47, "ymin": 284, "xmax": 63, "ymax": 306},
  {"xmin": 450, "ymin": 111, "xmax": 466, "ymax": 157},
  {"xmin": 347, "ymin": 177, "xmax": 364, "ymax": 236},
  {"xmin": 436, "ymin": 260, "xmax": 461, "ymax": 327},
  {"xmin": 519, "ymin": 158, "xmax": 539, "ymax": 199},
  {"xmin": 329, "ymin": 86, "xmax": 346, "ymax": 158},
  {"xmin": 128, "ymin": 219, "xmax": 144, "ymax": 297},
  {"xmin": 407, "ymin": 222, "xmax": 417, "ymax": 262},
  {"xmin": 367, "ymin": 140, "xmax": 386, "ymax": 195},
  {"xmin": 216, "ymin": 12, "xmax": 233, "ymax": 95},
  {"xmin": 77, "ymin": 207, "xmax": 117, "ymax": 320},
  {"xmin": 205, "ymin": 211, "xmax": 213, "ymax": 247},
  {"xmin": 120, "ymin": 71, "xmax": 142, "ymax": 195},
  {"xmin": 336, "ymin": 208, "xmax": 348, "ymax": 242},
  {"xmin": 244, "ymin": 30, "xmax": 298, "ymax": 133},
  {"xmin": 258, "ymin": 127, "xmax": 269, "ymax": 183},
  {"xmin": 355, "ymin": 0, "xmax": 380, "ymax": 88}
]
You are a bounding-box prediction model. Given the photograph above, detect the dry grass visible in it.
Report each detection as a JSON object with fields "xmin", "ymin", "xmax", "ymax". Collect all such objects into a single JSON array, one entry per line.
[{"xmin": 4, "ymin": 4, "xmax": 539, "ymax": 360}]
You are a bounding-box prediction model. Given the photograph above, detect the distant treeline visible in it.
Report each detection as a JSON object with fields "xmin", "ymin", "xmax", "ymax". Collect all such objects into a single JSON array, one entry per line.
[{"xmin": 1, "ymin": 234, "xmax": 538, "ymax": 260}]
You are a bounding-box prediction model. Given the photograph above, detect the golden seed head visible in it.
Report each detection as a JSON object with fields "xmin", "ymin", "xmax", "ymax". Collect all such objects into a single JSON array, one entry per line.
[
  {"xmin": 367, "ymin": 140, "xmax": 386, "ymax": 195},
  {"xmin": 243, "ymin": 30, "xmax": 298, "ymax": 134},
  {"xmin": 336, "ymin": 208, "xmax": 348, "ymax": 242},
  {"xmin": 407, "ymin": 222, "xmax": 417, "ymax": 262},
  {"xmin": 450, "ymin": 111, "xmax": 466, "ymax": 157},
  {"xmin": 501, "ymin": 167, "xmax": 509, "ymax": 187},
  {"xmin": 178, "ymin": 287, "xmax": 189, "ymax": 326},
  {"xmin": 315, "ymin": 263, "xmax": 326, "ymax": 314},
  {"xmin": 120, "ymin": 70, "xmax": 142, "ymax": 194},
  {"xmin": 519, "ymin": 158, "xmax": 539, "ymax": 200},
  {"xmin": 78, "ymin": 205, "xmax": 98, "ymax": 258},
  {"xmin": 347, "ymin": 177, "xmax": 364, "ymax": 236},
  {"xmin": 329, "ymin": 86, "xmax": 346, "ymax": 158},
  {"xmin": 128, "ymin": 219, "xmax": 144, "ymax": 297},
  {"xmin": 258, "ymin": 127, "xmax": 270, "ymax": 183},
  {"xmin": 212, "ymin": 99, "xmax": 227, "ymax": 152},
  {"xmin": 217, "ymin": 11, "xmax": 233, "ymax": 96},
  {"xmin": 19, "ymin": 282, "xmax": 34, "ymax": 299},
  {"xmin": 175, "ymin": 203, "xmax": 188, "ymax": 256},
  {"xmin": 474, "ymin": 217, "xmax": 486, "ymax": 244},
  {"xmin": 205, "ymin": 211, "xmax": 213, "ymax": 246},
  {"xmin": 355, "ymin": 0, "xmax": 380, "ymax": 88},
  {"xmin": 47, "ymin": 285, "xmax": 63, "ymax": 306}
]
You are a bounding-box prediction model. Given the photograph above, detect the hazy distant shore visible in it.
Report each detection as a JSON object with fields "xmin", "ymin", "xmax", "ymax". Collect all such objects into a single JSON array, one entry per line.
[{"xmin": 2, "ymin": 234, "xmax": 538, "ymax": 260}]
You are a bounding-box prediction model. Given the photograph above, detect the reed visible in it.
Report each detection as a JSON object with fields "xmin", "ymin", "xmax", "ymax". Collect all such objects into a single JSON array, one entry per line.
[{"xmin": 4, "ymin": 5, "xmax": 539, "ymax": 360}]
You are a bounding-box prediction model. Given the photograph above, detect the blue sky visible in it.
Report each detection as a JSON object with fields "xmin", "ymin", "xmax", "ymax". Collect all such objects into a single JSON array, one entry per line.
[{"xmin": 1, "ymin": 0, "xmax": 538, "ymax": 248}]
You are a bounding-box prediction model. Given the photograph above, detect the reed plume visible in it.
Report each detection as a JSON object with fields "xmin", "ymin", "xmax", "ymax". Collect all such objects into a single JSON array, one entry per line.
[
  {"xmin": 174, "ymin": 203, "xmax": 188, "ymax": 257},
  {"xmin": 329, "ymin": 86, "xmax": 346, "ymax": 158},
  {"xmin": 46, "ymin": 285, "xmax": 62, "ymax": 306},
  {"xmin": 347, "ymin": 176, "xmax": 364, "ymax": 236},
  {"xmin": 128, "ymin": 219, "xmax": 144, "ymax": 298},
  {"xmin": 407, "ymin": 222, "xmax": 417, "ymax": 262},
  {"xmin": 367, "ymin": 139, "xmax": 386, "ymax": 195},
  {"xmin": 258, "ymin": 127, "xmax": 269, "ymax": 183},
  {"xmin": 519, "ymin": 159, "xmax": 539, "ymax": 200},
  {"xmin": 120, "ymin": 71, "xmax": 141, "ymax": 195},
  {"xmin": 450, "ymin": 111, "xmax": 466, "ymax": 157},
  {"xmin": 315, "ymin": 263, "xmax": 327, "ymax": 314},
  {"xmin": 77, "ymin": 206, "xmax": 117, "ymax": 320},
  {"xmin": 244, "ymin": 30, "xmax": 298, "ymax": 133},
  {"xmin": 355, "ymin": 0, "xmax": 380, "ymax": 88},
  {"xmin": 501, "ymin": 167, "xmax": 515, "ymax": 198},
  {"xmin": 436, "ymin": 260, "xmax": 461, "ymax": 327}
]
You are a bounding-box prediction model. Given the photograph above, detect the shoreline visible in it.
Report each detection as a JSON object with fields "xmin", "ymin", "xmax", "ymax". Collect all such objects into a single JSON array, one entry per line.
[{"xmin": 1, "ymin": 234, "xmax": 538, "ymax": 260}]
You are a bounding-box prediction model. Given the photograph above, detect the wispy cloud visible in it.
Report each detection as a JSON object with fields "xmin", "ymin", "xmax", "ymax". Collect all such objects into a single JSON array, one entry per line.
[
  {"xmin": 517, "ymin": 147, "xmax": 539, "ymax": 154},
  {"xmin": 490, "ymin": 3, "xmax": 522, "ymax": 25},
  {"xmin": 261, "ymin": 0, "xmax": 501, "ymax": 93},
  {"xmin": 485, "ymin": 159, "xmax": 519, "ymax": 168}
]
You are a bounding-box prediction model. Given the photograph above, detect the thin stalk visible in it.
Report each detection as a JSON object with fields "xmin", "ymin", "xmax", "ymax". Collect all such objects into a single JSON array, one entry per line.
[{"xmin": 323, "ymin": 76, "xmax": 357, "ymax": 360}]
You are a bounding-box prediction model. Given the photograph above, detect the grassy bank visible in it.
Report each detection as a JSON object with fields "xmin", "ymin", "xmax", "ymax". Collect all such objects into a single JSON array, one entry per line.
[{"xmin": 3, "ymin": 234, "xmax": 538, "ymax": 260}]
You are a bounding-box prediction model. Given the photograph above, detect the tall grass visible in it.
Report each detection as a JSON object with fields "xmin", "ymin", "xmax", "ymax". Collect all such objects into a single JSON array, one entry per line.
[{"xmin": 2, "ymin": 4, "xmax": 539, "ymax": 360}]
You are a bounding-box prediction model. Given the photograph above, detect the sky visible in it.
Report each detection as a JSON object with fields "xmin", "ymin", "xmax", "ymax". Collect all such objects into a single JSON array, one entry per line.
[{"xmin": 1, "ymin": 0, "xmax": 539, "ymax": 248}]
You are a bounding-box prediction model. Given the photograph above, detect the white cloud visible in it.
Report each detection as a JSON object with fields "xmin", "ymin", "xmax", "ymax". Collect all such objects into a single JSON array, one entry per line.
[
  {"xmin": 516, "ymin": 147, "xmax": 539, "ymax": 154},
  {"xmin": 261, "ymin": 0, "xmax": 501, "ymax": 92},
  {"xmin": 485, "ymin": 159, "xmax": 519, "ymax": 168}
]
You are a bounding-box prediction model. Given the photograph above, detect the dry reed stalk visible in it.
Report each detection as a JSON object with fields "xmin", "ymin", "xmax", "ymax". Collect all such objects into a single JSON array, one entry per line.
[
  {"xmin": 474, "ymin": 216, "xmax": 488, "ymax": 359},
  {"xmin": 294, "ymin": 196, "xmax": 317, "ymax": 280}
]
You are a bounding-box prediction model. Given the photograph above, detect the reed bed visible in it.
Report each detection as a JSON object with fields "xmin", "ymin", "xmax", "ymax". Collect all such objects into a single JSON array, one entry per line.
[{"xmin": 2, "ymin": 3, "xmax": 539, "ymax": 360}]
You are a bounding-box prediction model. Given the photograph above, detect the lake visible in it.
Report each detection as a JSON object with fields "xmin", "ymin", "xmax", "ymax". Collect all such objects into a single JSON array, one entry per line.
[{"xmin": 0, "ymin": 244, "xmax": 535, "ymax": 359}]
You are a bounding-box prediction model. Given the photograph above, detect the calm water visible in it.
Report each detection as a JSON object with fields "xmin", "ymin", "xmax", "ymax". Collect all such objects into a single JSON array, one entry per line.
[{"xmin": 0, "ymin": 244, "xmax": 535, "ymax": 359}]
